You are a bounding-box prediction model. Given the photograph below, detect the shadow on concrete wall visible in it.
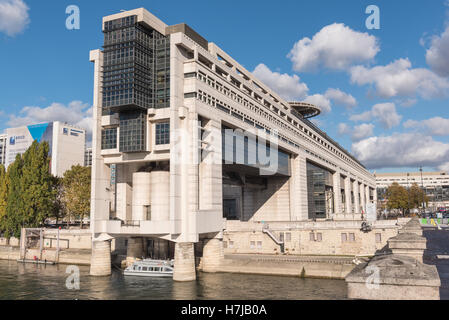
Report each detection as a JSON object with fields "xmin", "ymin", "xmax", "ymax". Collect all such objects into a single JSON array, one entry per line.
[{"xmin": 422, "ymin": 228, "xmax": 449, "ymax": 300}]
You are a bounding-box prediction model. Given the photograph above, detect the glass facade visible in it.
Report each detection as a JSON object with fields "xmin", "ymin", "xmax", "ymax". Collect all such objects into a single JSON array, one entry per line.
[
  {"xmin": 307, "ymin": 162, "xmax": 333, "ymax": 219},
  {"xmin": 119, "ymin": 111, "xmax": 146, "ymax": 152},
  {"xmin": 102, "ymin": 15, "xmax": 170, "ymax": 153},
  {"xmin": 101, "ymin": 128, "xmax": 117, "ymax": 150},
  {"xmin": 221, "ymin": 125, "xmax": 290, "ymax": 176},
  {"xmin": 102, "ymin": 15, "xmax": 170, "ymax": 113},
  {"xmin": 155, "ymin": 122, "xmax": 170, "ymax": 145}
]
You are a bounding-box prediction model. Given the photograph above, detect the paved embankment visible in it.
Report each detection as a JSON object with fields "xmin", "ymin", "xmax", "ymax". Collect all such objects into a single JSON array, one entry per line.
[
  {"xmin": 423, "ymin": 227, "xmax": 449, "ymax": 300},
  {"xmin": 210, "ymin": 254, "xmax": 356, "ymax": 279},
  {"xmin": 0, "ymin": 246, "xmax": 91, "ymax": 265}
]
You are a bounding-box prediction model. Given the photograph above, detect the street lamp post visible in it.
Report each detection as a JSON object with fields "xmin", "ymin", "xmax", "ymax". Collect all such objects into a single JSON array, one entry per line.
[{"xmin": 420, "ymin": 166, "xmax": 425, "ymax": 214}]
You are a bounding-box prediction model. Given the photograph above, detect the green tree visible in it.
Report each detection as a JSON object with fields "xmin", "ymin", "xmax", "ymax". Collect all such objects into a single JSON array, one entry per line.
[
  {"xmin": 62, "ymin": 165, "xmax": 91, "ymax": 228},
  {"xmin": 21, "ymin": 140, "xmax": 56, "ymax": 228},
  {"xmin": 0, "ymin": 164, "xmax": 8, "ymax": 235},
  {"xmin": 386, "ymin": 182, "xmax": 409, "ymax": 215},
  {"xmin": 5, "ymin": 153, "xmax": 25, "ymax": 238}
]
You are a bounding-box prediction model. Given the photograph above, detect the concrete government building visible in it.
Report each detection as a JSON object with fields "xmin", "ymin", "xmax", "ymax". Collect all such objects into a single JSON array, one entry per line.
[{"xmin": 89, "ymin": 8, "xmax": 387, "ymax": 280}]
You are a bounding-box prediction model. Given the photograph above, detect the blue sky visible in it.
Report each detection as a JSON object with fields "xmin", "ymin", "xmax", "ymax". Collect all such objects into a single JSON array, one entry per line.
[{"xmin": 0, "ymin": 0, "xmax": 448, "ymax": 173}]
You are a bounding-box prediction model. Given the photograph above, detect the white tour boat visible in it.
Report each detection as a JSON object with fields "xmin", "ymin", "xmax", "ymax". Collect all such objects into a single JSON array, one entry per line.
[{"xmin": 124, "ymin": 259, "xmax": 174, "ymax": 277}]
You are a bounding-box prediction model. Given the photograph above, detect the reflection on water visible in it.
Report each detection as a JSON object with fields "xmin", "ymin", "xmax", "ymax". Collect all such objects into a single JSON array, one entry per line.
[{"xmin": 0, "ymin": 260, "xmax": 347, "ymax": 300}]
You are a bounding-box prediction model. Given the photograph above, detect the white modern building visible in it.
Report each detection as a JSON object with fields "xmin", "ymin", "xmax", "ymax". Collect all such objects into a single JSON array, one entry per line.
[
  {"xmin": 89, "ymin": 8, "xmax": 380, "ymax": 280},
  {"xmin": 0, "ymin": 134, "xmax": 6, "ymax": 166},
  {"xmin": 375, "ymin": 171, "xmax": 449, "ymax": 209},
  {"xmin": 3, "ymin": 122, "xmax": 86, "ymax": 177}
]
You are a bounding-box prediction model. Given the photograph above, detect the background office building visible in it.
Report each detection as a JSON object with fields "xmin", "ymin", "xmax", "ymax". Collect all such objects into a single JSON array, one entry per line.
[
  {"xmin": 85, "ymin": 148, "xmax": 93, "ymax": 167},
  {"xmin": 89, "ymin": 8, "xmax": 387, "ymax": 280},
  {"xmin": 2, "ymin": 122, "xmax": 86, "ymax": 177},
  {"xmin": 0, "ymin": 134, "xmax": 6, "ymax": 166},
  {"xmin": 375, "ymin": 171, "xmax": 449, "ymax": 209}
]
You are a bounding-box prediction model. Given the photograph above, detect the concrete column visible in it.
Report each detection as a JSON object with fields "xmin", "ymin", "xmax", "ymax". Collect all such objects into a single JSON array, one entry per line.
[
  {"xmin": 365, "ymin": 185, "xmax": 371, "ymax": 205},
  {"xmin": 201, "ymin": 237, "xmax": 224, "ymax": 273},
  {"xmin": 89, "ymin": 50, "xmax": 111, "ymax": 236},
  {"xmin": 344, "ymin": 177, "xmax": 352, "ymax": 214},
  {"xmin": 173, "ymin": 242, "xmax": 196, "ymax": 282},
  {"xmin": 360, "ymin": 183, "xmax": 366, "ymax": 213},
  {"xmin": 333, "ymin": 171, "xmax": 342, "ymax": 217},
  {"xmin": 90, "ymin": 240, "xmax": 112, "ymax": 276},
  {"xmin": 353, "ymin": 180, "xmax": 360, "ymax": 214}
]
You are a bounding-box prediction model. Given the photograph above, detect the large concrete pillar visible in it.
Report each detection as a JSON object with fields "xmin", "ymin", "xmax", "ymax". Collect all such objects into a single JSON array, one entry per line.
[
  {"xmin": 333, "ymin": 171, "xmax": 342, "ymax": 217},
  {"xmin": 132, "ymin": 172, "xmax": 151, "ymax": 221},
  {"xmin": 344, "ymin": 177, "xmax": 352, "ymax": 214},
  {"xmin": 173, "ymin": 242, "xmax": 196, "ymax": 282},
  {"xmin": 201, "ymin": 237, "xmax": 224, "ymax": 273},
  {"xmin": 353, "ymin": 180, "xmax": 360, "ymax": 214},
  {"xmin": 90, "ymin": 239, "xmax": 112, "ymax": 276},
  {"xmin": 360, "ymin": 183, "xmax": 366, "ymax": 213},
  {"xmin": 365, "ymin": 185, "xmax": 371, "ymax": 205}
]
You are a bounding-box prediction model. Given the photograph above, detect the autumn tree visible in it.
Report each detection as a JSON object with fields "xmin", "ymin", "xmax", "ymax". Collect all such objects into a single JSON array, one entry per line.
[
  {"xmin": 386, "ymin": 182, "xmax": 409, "ymax": 215},
  {"xmin": 408, "ymin": 183, "xmax": 429, "ymax": 209},
  {"xmin": 61, "ymin": 165, "xmax": 91, "ymax": 228}
]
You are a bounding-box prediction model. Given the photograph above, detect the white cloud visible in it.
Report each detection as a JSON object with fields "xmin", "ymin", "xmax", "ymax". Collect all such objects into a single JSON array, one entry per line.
[
  {"xmin": 252, "ymin": 64, "xmax": 309, "ymax": 101},
  {"xmin": 350, "ymin": 103, "xmax": 402, "ymax": 129},
  {"xmin": 0, "ymin": 0, "xmax": 29, "ymax": 37},
  {"xmin": 324, "ymin": 88, "xmax": 357, "ymax": 109},
  {"xmin": 403, "ymin": 117, "xmax": 449, "ymax": 136},
  {"xmin": 303, "ymin": 94, "xmax": 332, "ymax": 114},
  {"xmin": 338, "ymin": 123, "xmax": 351, "ymax": 135},
  {"xmin": 8, "ymin": 101, "xmax": 93, "ymax": 140},
  {"xmin": 439, "ymin": 162, "xmax": 449, "ymax": 172},
  {"xmin": 426, "ymin": 24, "xmax": 449, "ymax": 77},
  {"xmin": 337, "ymin": 122, "xmax": 374, "ymax": 141},
  {"xmin": 352, "ymin": 123, "xmax": 375, "ymax": 142},
  {"xmin": 288, "ymin": 23, "xmax": 379, "ymax": 72},
  {"xmin": 352, "ymin": 133, "xmax": 449, "ymax": 170},
  {"xmin": 350, "ymin": 58, "xmax": 449, "ymax": 99}
]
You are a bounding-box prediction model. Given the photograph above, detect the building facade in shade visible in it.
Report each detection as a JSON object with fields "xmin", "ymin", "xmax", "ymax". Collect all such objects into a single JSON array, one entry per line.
[
  {"xmin": 375, "ymin": 171, "xmax": 449, "ymax": 209},
  {"xmin": 85, "ymin": 148, "xmax": 93, "ymax": 167},
  {"xmin": 89, "ymin": 8, "xmax": 378, "ymax": 280},
  {"xmin": 0, "ymin": 134, "xmax": 6, "ymax": 166},
  {"xmin": 3, "ymin": 122, "xmax": 86, "ymax": 177}
]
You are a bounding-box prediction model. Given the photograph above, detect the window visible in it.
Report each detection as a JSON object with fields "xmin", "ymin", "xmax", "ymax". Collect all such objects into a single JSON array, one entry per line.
[
  {"xmin": 155, "ymin": 122, "xmax": 170, "ymax": 145},
  {"xmin": 316, "ymin": 233, "xmax": 322, "ymax": 242},
  {"xmin": 223, "ymin": 241, "xmax": 228, "ymax": 249},
  {"xmin": 309, "ymin": 233, "xmax": 315, "ymax": 241},
  {"xmin": 341, "ymin": 233, "xmax": 348, "ymax": 243},
  {"xmin": 375, "ymin": 233, "xmax": 382, "ymax": 243},
  {"xmin": 285, "ymin": 233, "xmax": 291, "ymax": 242},
  {"xmin": 101, "ymin": 128, "xmax": 117, "ymax": 150},
  {"xmin": 349, "ymin": 233, "xmax": 355, "ymax": 242},
  {"xmin": 257, "ymin": 241, "xmax": 262, "ymax": 249},
  {"xmin": 250, "ymin": 241, "xmax": 255, "ymax": 249},
  {"xmin": 184, "ymin": 92, "xmax": 196, "ymax": 98},
  {"xmin": 279, "ymin": 233, "xmax": 284, "ymax": 243},
  {"xmin": 229, "ymin": 241, "xmax": 234, "ymax": 249}
]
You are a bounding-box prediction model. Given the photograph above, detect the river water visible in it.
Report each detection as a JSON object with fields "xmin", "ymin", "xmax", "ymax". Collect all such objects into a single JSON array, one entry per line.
[{"xmin": 0, "ymin": 260, "xmax": 347, "ymax": 300}]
